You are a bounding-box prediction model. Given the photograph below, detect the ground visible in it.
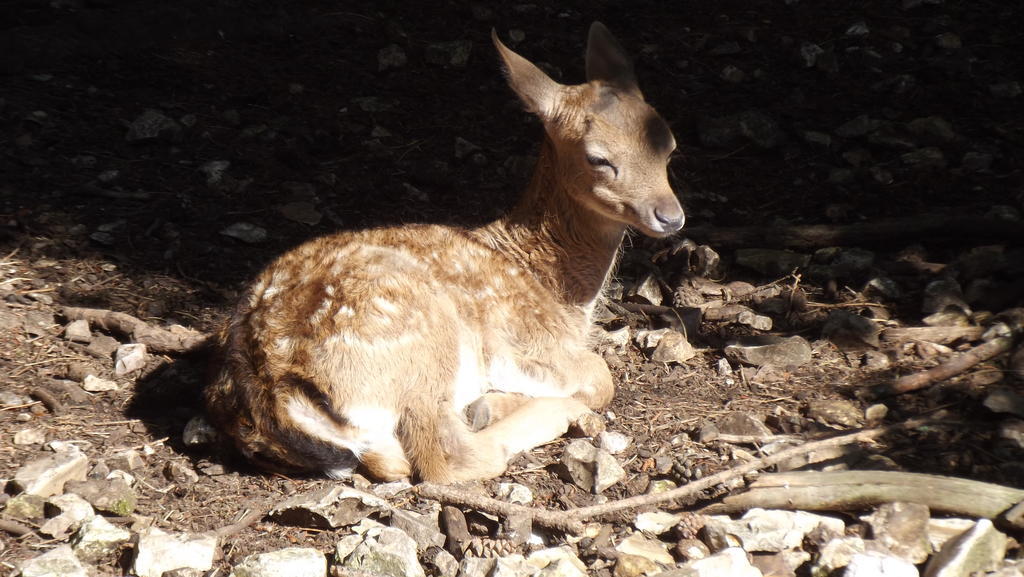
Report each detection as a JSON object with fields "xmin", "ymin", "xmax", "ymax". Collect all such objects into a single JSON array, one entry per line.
[{"xmin": 1, "ymin": 0, "xmax": 1023, "ymax": 574}]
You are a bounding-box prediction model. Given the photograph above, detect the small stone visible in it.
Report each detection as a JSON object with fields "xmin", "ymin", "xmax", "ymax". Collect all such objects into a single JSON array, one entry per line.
[
  {"xmin": 676, "ymin": 538, "xmax": 711, "ymax": 561},
  {"xmin": 108, "ymin": 449, "xmax": 145, "ymax": 471},
  {"xmin": 865, "ymin": 277, "xmax": 901, "ymax": 299},
  {"xmin": 735, "ymin": 248, "xmax": 810, "ymax": 276},
  {"xmin": 650, "ymin": 330, "xmax": 696, "ymax": 364},
  {"xmin": 12, "ymin": 443, "xmax": 89, "ymax": 497},
  {"xmin": 279, "ymin": 201, "xmax": 322, "ymax": 226},
  {"xmin": 126, "ymin": 109, "xmax": 181, "ymax": 142},
  {"xmin": 812, "ymin": 537, "xmax": 870, "ymax": 576},
  {"xmin": 570, "ymin": 412, "xmax": 606, "ymax": 437},
  {"xmin": 614, "ymin": 554, "xmax": 661, "ymax": 577},
  {"xmin": 844, "ymin": 552, "xmax": 919, "ymax": 577},
  {"xmin": 600, "ymin": 326, "xmax": 631, "ymax": 352},
  {"xmin": 682, "ymin": 547, "xmax": 762, "ymax": 577},
  {"xmin": 934, "ymin": 32, "xmax": 961, "ymax": 51},
  {"xmin": 229, "ymin": 547, "xmax": 327, "ymax": 577},
  {"xmin": 459, "ymin": 557, "xmax": 496, "ymax": 577},
  {"xmin": 836, "ymin": 115, "xmax": 884, "ymax": 138},
  {"xmin": 426, "ymin": 40, "xmax": 473, "ymax": 67},
  {"xmin": 961, "ymin": 151, "xmax": 993, "ymax": 172},
  {"xmin": 65, "ymin": 478, "xmax": 137, "ymax": 516},
  {"xmin": 716, "ymin": 412, "xmax": 773, "ymax": 438},
  {"xmin": 983, "ymin": 388, "xmax": 1024, "ymax": 418},
  {"xmin": 597, "ymin": 431, "xmax": 631, "ymax": 455},
  {"xmin": 422, "ymin": 546, "xmax": 458, "ymax": 577},
  {"xmin": 989, "ymin": 81, "xmax": 1022, "ymax": 99},
  {"xmin": 908, "ymin": 116, "xmax": 956, "ymax": 144},
  {"xmin": 4, "ymin": 493, "xmax": 46, "ymax": 521},
  {"xmin": 803, "ymin": 131, "xmax": 832, "ymax": 148},
  {"xmin": 497, "ymin": 482, "xmax": 534, "ymax": 505},
  {"xmin": 115, "ymin": 343, "xmax": 148, "ymax": 375},
  {"xmin": 629, "ymin": 272, "xmax": 664, "ymax": 305},
  {"xmin": 164, "ymin": 460, "xmax": 200, "ymax": 485},
  {"xmin": 752, "ymin": 551, "xmax": 809, "ymax": 577},
  {"xmin": 527, "ymin": 546, "xmax": 588, "ymax": 577},
  {"xmin": 62, "ymin": 319, "xmax": 92, "ymax": 343},
  {"xmin": 18, "ymin": 545, "xmax": 89, "ymax": 577},
  {"xmin": 864, "ymin": 404, "xmax": 889, "ymax": 424},
  {"xmin": 924, "ymin": 519, "xmax": 1007, "ymax": 577},
  {"xmin": 901, "ymin": 147, "xmax": 945, "ymax": 168},
  {"xmin": 389, "ymin": 509, "xmax": 445, "ymax": 551},
  {"xmin": 635, "ymin": 511, "xmax": 682, "ymax": 536},
  {"xmin": 82, "ymin": 374, "xmax": 118, "ymax": 392},
  {"xmin": 702, "ymin": 508, "xmax": 845, "ymax": 553},
  {"xmin": 720, "ymin": 65, "xmax": 746, "ymax": 83},
  {"xmin": 22, "ymin": 310, "xmax": 55, "ymax": 336},
  {"xmin": 39, "ymin": 493, "xmax": 95, "ymax": 538},
  {"xmin": 615, "ymin": 532, "xmax": 674, "ymax": 565},
  {"xmin": 845, "ymin": 21, "xmax": 870, "ymax": 36},
  {"xmin": 183, "ymin": 415, "xmax": 218, "ymax": 446},
  {"xmin": 14, "ymin": 427, "xmax": 46, "ymax": 445},
  {"xmin": 799, "ymin": 42, "xmax": 825, "ymax": 67},
  {"xmin": 85, "ymin": 335, "xmax": 120, "ymax": 358},
  {"xmin": 724, "ymin": 335, "xmax": 813, "ymax": 367},
  {"xmin": 736, "ymin": 310, "xmax": 772, "ymax": 331},
  {"xmin": 926, "ymin": 518, "xmax": 977, "ymax": 552},
  {"xmin": 709, "ymin": 41, "xmax": 742, "ymax": 56},
  {"xmin": 340, "ymin": 525, "xmax": 425, "ymax": 577},
  {"xmin": 270, "ymin": 485, "xmax": 388, "ymax": 529},
  {"xmin": 72, "ymin": 515, "xmax": 131, "ymax": 562},
  {"xmin": 133, "ymin": 527, "xmax": 219, "ymax": 577},
  {"xmin": 862, "ymin": 503, "xmax": 931, "ymax": 563},
  {"xmin": 378, "ymin": 44, "xmax": 408, "ymax": 71},
  {"xmin": 220, "ymin": 222, "xmax": 268, "ymax": 244},
  {"xmin": 807, "ymin": 399, "xmax": 864, "ymax": 428},
  {"xmin": 199, "ymin": 160, "xmax": 230, "ymax": 185},
  {"xmin": 560, "ymin": 439, "xmax": 626, "ymax": 494}
]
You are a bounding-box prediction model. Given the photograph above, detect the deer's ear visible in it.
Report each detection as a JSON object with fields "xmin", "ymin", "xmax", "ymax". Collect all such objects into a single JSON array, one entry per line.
[
  {"xmin": 493, "ymin": 29, "xmax": 561, "ymax": 120},
  {"xmin": 585, "ymin": 22, "xmax": 637, "ymax": 89}
]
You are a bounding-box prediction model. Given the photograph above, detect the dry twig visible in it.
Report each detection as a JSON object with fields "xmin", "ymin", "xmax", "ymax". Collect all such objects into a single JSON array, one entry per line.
[
  {"xmin": 876, "ymin": 335, "xmax": 1015, "ymax": 396},
  {"xmin": 61, "ymin": 306, "xmax": 210, "ymax": 354}
]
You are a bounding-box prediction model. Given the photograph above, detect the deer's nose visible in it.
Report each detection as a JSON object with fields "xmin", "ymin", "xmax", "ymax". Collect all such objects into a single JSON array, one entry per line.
[{"xmin": 654, "ymin": 204, "xmax": 685, "ymax": 232}]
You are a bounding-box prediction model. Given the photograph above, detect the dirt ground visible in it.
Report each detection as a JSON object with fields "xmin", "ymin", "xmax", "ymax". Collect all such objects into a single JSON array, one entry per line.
[{"xmin": 2, "ymin": 0, "xmax": 1023, "ymax": 574}]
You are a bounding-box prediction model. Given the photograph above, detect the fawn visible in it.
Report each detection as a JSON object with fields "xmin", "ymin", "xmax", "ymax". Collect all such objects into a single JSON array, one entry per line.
[{"xmin": 204, "ymin": 22, "xmax": 684, "ymax": 482}]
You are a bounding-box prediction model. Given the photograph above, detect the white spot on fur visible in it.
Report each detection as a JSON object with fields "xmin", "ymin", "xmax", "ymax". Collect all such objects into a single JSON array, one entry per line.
[
  {"xmin": 325, "ymin": 284, "xmax": 337, "ymax": 297},
  {"xmin": 372, "ymin": 297, "xmax": 399, "ymax": 314},
  {"xmin": 336, "ymin": 305, "xmax": 355, "ymax": 319},
  {"xmin": 309, "ymin": 299, "xmax": 333, "ymax": 324},
  {"xmin": 273, "ymin": 337, "xmax": 292, "ymax": 353},
  {"xmin": 486, "ymin": 357, "xmax": 567, "ymax": 398},
  {"xmin": 452, "ymin": 338, "xmax": 484, "ymax": 412},
  {"xmin": 286, "ymin": 398, "xmax": 361, "ymax": 457}
]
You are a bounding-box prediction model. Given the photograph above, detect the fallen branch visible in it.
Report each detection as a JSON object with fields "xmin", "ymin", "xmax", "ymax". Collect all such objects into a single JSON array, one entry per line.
[
  {"xmin": 875, "ymin": 335, "xmax": 1015, "ymax": 397},
  {"xmin": 61, "ymin": 306, "xmax": 210, "ymax": 354},
  {"xmin": 29, "ymin": 386, "xmax": 64, "ymax": 415},
  {"xmin": 0, "ymin": 519, "xmax": 33, "ymax": 537},
  {"xmin": 215, "ymin": 505, "xmax": 270, "ymax": 539},
  {"xmin": 418, "ymin": 425, "xmax": 901, "ymax": 534},
  {"xmin": 705, "ymin": 470, "xmax": 1024, "ymax": 530},
  {"xmin": 880, "ymin": 326, "xmax": 984, "ymax": 345}
]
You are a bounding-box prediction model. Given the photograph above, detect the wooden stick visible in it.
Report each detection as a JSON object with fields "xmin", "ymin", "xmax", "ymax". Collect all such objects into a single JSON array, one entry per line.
[
  {"xmin": 215, "ymin": 505, "xmax": 269, "ymax": 539},
  {"xmin": 877, "ymin": 335, "xmax": 1014, "ymax": 396},
  {"xmin": 705, "ymin": 470, "xmax": 1024, "ymax": 530},
  {"xmin": 0, "ymin": 519, "xmax": 33, "ymax": 537},
  {"xmin": 61, "ymin": 306, "xmax": 210, "ymax": 354},
  {"xmin": 880, "ymin": 326, "xmax": 984, "ymax": 345},
  {"xmin": 416, "ymin": 483, "xmax": 586, "ymax": 535},
  {"xmin": 682, "ymin": 215, "xmax": 1024, "ymax": 250},
  {"xmin": 29, "ymin": 386, "xmax": 64, "ymax": 415}
]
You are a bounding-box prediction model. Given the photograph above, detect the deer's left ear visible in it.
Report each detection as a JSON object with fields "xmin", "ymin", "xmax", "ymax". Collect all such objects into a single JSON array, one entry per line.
[
  {"xmin": 585, "ymin": 22, "xmax": 637, "ymax": 89},
  {"xmin": 493, "ymin": 28, "xmax": 563, "ymax": 120}
]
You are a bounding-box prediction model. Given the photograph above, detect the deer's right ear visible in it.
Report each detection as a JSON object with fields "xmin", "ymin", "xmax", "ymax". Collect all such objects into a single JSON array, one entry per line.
[{"xmin": 492, "ymin": 29, "xmax": 560, "ymax": 120}]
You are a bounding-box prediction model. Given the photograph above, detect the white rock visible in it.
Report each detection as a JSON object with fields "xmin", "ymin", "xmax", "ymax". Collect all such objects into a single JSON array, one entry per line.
[
  {"xmin": 926, "ymin": 518, "xmax": 976, "ymax": 552},
  {"xmin": 39, "ymin": 493, "xmax": 95, "ymax": 538},
  {"xmin": 132, "ymin": 527, "xmax": 218, "ymax": 577},
  {"xmin": 923, "ymin": 519, "xmax": 1008, "ymax": 577},
  {"xmin": 229, "ymin": 547, "xmax": 327, "ymax": 577},
  {"xmin": 458, "ymin": 557, "xmax": 496, "ymax": 577},
  {"xmin": 600, "ymin": 326, "xmax": 631, "ymax": 352},
  {"xmin": 18, "ymin": 545, "xmax": 89, "ymax": 577},
  {"xmin": 844, "ymin": 552, "xmax": 918, "ymax": 577},
  {"xmin": 527, "ymin": 547, "xmax": 588, "ymax": 577},
  {"xmin": 703, "ymin": 508, "xmax": 845, "ymax": 552},
  {"xmin": 813, "ymin": 537, "xmax": 869, "ymax": 576},
  {"xmin": 270, "ymin": 485, "xmax": 389, "ymax": 529},
  {"xmin": 13, "ymin": 428, "xmax": 46, "ymax": 445},
  {"xmin": 615, "ymin": 532, "xmax": 674, "ymax": 565},
  {"xmin": 634, "ymin": 511, "xmax": 682, "ymax": 536},
  {"xmin": 497, "ymin": 482, "xmax": 534, "ymax": 505},
  {"xmin": 114, "ymin": 343, "xmax": 148, "ymax": 375},
  {"xmin": 12, "ymin": 443, "xmax": 89, "ymax": 497},
  {"xmin": 82, "ymin": 374, "xmax": 118, "ymax": 392},
  {"xmin": 72, "ymin": 515, "xmax": 131, "ymax": 562},
  {"xmin": 597, "ymin": 431, "xmax": 631, "ymax": 454},
  {"xmin": 684, "ymin": 547, "xmax": 763, "ymax": 577},
  {"xmin": 491, "ymin": 554, "xmax": 539, "ymax": 577},
  {"xmin": 62, "ymin": 319, "xmax": 92, "ymax": 343},
  {"xmin": 341, "ymin": 526, "xmax": 425, "ymax": 577},
  {"xmin": 561, "ymin": 439, "xmax": 626, "ymax": 494}
]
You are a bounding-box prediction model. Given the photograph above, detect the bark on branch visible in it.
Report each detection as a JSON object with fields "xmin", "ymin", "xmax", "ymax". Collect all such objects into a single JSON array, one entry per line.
[
  {"xmin": 874, "ymin": 335, "xmax": 1015, "ymax": 397},
  {"xmin": 61, "ymin": 306, "xmax": 211, "ymax": 354}
]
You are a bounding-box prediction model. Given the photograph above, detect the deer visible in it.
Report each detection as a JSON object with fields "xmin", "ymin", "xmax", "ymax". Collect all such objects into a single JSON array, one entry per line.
[{"xmin": 203, "ymin": 22, "xmax": 684, "ymax": 483}]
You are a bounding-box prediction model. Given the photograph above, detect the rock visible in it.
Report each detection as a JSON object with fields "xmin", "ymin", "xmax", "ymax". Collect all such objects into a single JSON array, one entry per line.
[
  {"xmin": 799, "ymin": 42, "xmax": 825, "ymax": 67},
  {"xmin": 614, "ymin": 554, "xmax": 661, "ymax": 577},
  {"xmin": 85, "ymin": 335, "xmax": 120, "ymax": 358},
  {"xmin": 989, "ymin": 81, "xmax": 1022, "ymax": 99},
  {"xmin": 822, "ymin": 310, "xmax": 880, "ymax": 350},
  {"xmin": 569, "ymin": 412, "xmax": 606, "ymax": 437},
  {"xmin": 702, "ymin": 508, "xmax": 844, "ymax": 553},
  {"xmin": 560, "ymin": 439, "xmax": 626, "ymax": 493},
  {"xmin": 635, "ymin": 511, "xmax": 682, "ymax": 536},
  {"xmin": 864, "ymin": 403, "xmax": 889, "ymax": 424},
  {"xmin": 492, "ymin": 555, "xmax": 538, "ymax": 577},
  {"xmin": 82, "ymin": 374, "xmax": 118, "ymax": 392},
  {"xmin": 132, "ymin": 527, "xmax": 218, "ymax": 577},
  {"xmin": 199, "ymin": 160, "xmax": 230, "ymax": 184},
  {"xmin": 527, "ymin": 547, "xmax": 588, "ymax": 577},
  {"xmin": 724, "ymin": 335, "xmax": 813, "ymax": 367},
  {"xmin": 426, "ymin": 40, "xmax": 473, "ymax": 67},
  {"xmin": 459, "ymin": 557, "xmax": 496, "ymax": 577},
  {"xmin": 999, "ymin": 419, "xmax": 1024, "ymax": 449},
  {"xmin": 115, "ymin": 343, "xmax": 148, "ymax": 375},
  {"xmin": 62, "ymin": 319, "xmax": 91, "ymax": 343},
  {"xmin": 65, "ymin": 478, "xmax": 137, "ymax": 516},
  {"xmin": 836, "ymin": 115, "xmax": 884, "ymax": 138},
  {"xmin": 845, "ymin": 21, "xmax": 870, "ymax": 36},
  {"xmin": 39, "ymin": 493, "xmax": 95, "ymax": 538},
  {"xmin": 164, "ymin": 460, "xmax": 200, "ymax": 485},
  {"xmin": 126, "ymin": 109, "xmax": 181, "ymax": 142},
  {"xmin": 803, "ymin": 131, "xmax": 832, "ymax": 148},
  {"xmin": 923, "ymin": 519, "xmax": 1008, "ymax": 577},
  {"xmin": 908, "ymin": 116, "xmax": 955, "ymax": 144},
  {"xmin": 229, "ymin": 547, "xmax": 327, "ymax": 577},
  {"xmin": 735, "ymin": 249, "xmax": 810, "ymax": 276},
  {"xmin": 736, "ymin": 310, "xmax": 773, "ymax": 331},
  {"xmin": 865, "ymin": 277, "xmax": 901, "ymax": 299},
  {"xmin": 806, "ymin": 399, "xmax": 864, "ymax": 428},
  {"xmin": 378, "ymin": 44, "xmax": 408, "ymax": 71},
  {"xmin": 682, "ymin": 547, "xmax": 762, "ymax": 577},
  {"xmin": 844, "ymin": 552, "xmax": 919, "ymax": 577},
  {"xmin": 715, "ymin": 412, "xmax": 773, "ymax": 438},
  {"xmin": 676, "ymin": 538, "xmax": 711, "ymax": 561},
  {"xmin": 709, "ymin": 41, "xmax": 742, "ymax": 56},
  {"xmin": 12, "ymin": 443, "xmax": 89, "ymax": 497},
  {"xmin": 0, "ymin": 389, "xmax": 32, "ymax": 407},
  {"xmin": 922, "ymin": 278, "xmax": 970, "ymax": 315},
  {"xmin": 108, "ymin": 449, "xmax": 146, "ymax": 471},
  {"xmin": 14, "ymin": 427, "xmax": 46, "ymax": 445},
  {"xmin": 600, "ymin": 326, "xmax": 631, "ymax": 352},
  {"xmin": 423, "ymin": 546, "xmax": 458, "ymax": 577},
  {"xmin": 220, "ymin": 222, "xmax": 268, "ymax": 244},
  {"xmin": 183, "ymin": 415, "xmax": 219, "ymax": 446},
  {"xmin": 270, "ymin": 485, "xmax": 389, "ymax": 529},
  {"xmin": 598, "ymin": 431, "xmax": 632, "ymax": 455},
  {"xmin": 0, "ymin": 307, "xmax": 23, "ymax": 332},
  {"xmin": 22, "ymin": 310, "xmax": 55, "ymax": 336},
  {"xmin": 720, "ymin": 65, "xmax": 746, "ymax": 83},
  {"xmin": 751, "ymin": 551, "xmax": 809, "ymax": 577},
  {"xmin": 982, "ymin": 388, "xmax": 1024, "ymax": 418},
  {"xmin": 901, "ymin": 147, "xmax": 945, "ymax": 168},
  {"xmin": 389, "ymin": 509, "xmax": 445, "ymax": 551},
  {"xmin": 615, "ymin": 532, "xmax": 674, "ymax": 565},
  {"xmin": 862, "ymin": 503, "xmax": 931, "ymax": 563},
  {"xmin": 812, "ymin": 537, "xmax": 875, "ymax": 577},
  {"xmin": 650, "ymin": 330, "xmax": 696, "ymax": 364},
  {"xmin": 698, "ymin": 110, "xmax": 784, "ymax": 149},
  {"xmin": 926, "ymin": 518, "xmax": 977, "ymax": 552},
  {"xmin": 960, "ymin": 151, "xmax": 993, "ymax": 172},
  {"xmin": 4, "ymin": 493, "xmax": 46, "ymax": 521},
  {"xmin": 17, "ymin": 545, "xmax": 89, "ymax": 577},
  {"xmin": 629, "ymin": 272, "xmax": 664, "ymax": 305},
  {"xmin": 279, "ymin": 201, "xmax": 322, "ymax": 226},
  {"xmin": 72, "ymin": 514, "xmax": 131, "ymax": 562},
  {"xmin": 497, "ymin": 482, "xmax": 534, "ymax": 505},
  {"xmin": 340, "ymin": 525, "xmax": 425, "ymax": 577}
]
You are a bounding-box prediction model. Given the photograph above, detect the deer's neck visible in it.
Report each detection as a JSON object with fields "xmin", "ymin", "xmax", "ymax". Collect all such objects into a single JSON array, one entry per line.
[{"xmin": 474, "ymin": 137, "xmax": 625, "ymax": 316}]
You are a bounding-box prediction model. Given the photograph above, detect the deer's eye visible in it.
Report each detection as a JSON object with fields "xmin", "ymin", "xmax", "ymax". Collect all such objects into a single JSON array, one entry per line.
[{"xmin": 586, "ymin": 154, "xmax": 618, "ymax": 176}]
